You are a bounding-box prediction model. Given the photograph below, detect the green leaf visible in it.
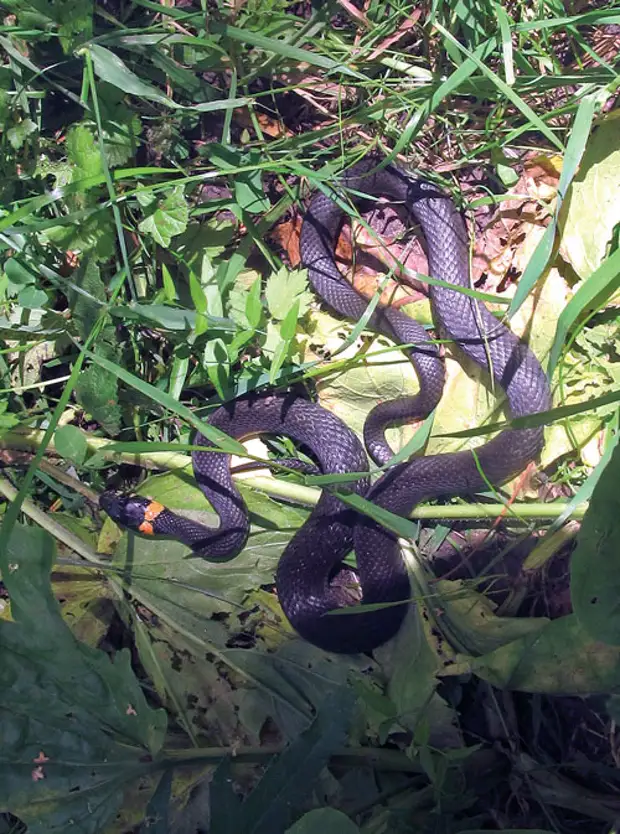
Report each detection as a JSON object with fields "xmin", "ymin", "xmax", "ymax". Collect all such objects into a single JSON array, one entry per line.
[
  {"xmin": 279, "ymin": 297, "xmax": 300, "ymax": 341},
  {"xmin": 210, "ymin": 689, "xmax": 355, "ymax": 834},
  {"xmin": 69, "ymin": 259, "xmax": 107, "ymax": 339},
  {"xmin": 17, "ymin": 286, "xmax": 48, "ymax": 309},
  {"xmin": 286, "ymin": 809, "xmax": 360, "ymax": 834},
  {"xmin": 265, "ymin": 267, "xmax": 312, "ymax": 321},
  {"xmin": 85, "ymin": 44, "xmax": 249, "ymax": 112},
  {"xmin": 245, "ymin": 277, "xmax": 263, "ymax": 329},
  {"xmin": 467, "ymin": 613, "xmax": 620, "ymax": 694},
  {"xmin": 571, "ymin": 443, "xmax": 620, "ymax": 644},
  {"xmin": 86, "ymin": 44, "xmax": 179, "ymax": 107},
  {"xmin": 109, "ymin": 303, "xmax": 234, "ymax": 332},
  {"xmin": 66, "ymin": 123, "xmax": 103, "ymax": 183},
  {"xmin": 76, "ymin": 358, "xmax": 122, "ymax": 436},
  {"xmin": 204, "ymin": 337, "xmax": 229, "ymax": 399},
  {"xmin": 548, "ymin": 245, "xmax": 620, "ymax": 376},
  {"xmin": 103, "ymin": 470, "xmax": 309, "ymax": 619},
  {"xmin": 54, "ymin": 425, "xmax": 88, "ymax": 466},
  {"xmin": 0, "ymin": 400, "xmax": 19, "ymax": 434},
  {"xmin": 508, "ymin": 89, "xmax": 601, "ymax": 318},
  {"xmin": 234, "ymin": 166, "xmax": 270, "ymax": 214},
  {"xmin": 138, "ymin": 185, "xmax": 189, "ymax": 248},
  {"xmin": 6, "ymin": 117, "xmax": 37, "ymax": 150},
  {"xmin": 0, "ymin": 524, "xmax": 166, "ymax": 833},
  {"xmin": 68, "ymin": 261, "xmax": 122, "ymax": 435},
  {"xmin": 4, "ymin": 257, "xmax": 37, "ymax": 287},
  {"xmin": 97, "ymin": 98, "xmax": 141, "ymax": 167}
]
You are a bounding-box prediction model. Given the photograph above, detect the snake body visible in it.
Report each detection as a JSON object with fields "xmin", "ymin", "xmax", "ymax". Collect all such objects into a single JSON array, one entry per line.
[{"xmin": 102, "ymin": 157, "xmax": 552, "ymax": 654}]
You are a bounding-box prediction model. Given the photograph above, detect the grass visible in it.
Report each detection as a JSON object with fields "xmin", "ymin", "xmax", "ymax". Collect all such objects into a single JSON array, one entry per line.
[{"xmin": 0, "ymin": 1, "xmax": 619, "ymax": 832}]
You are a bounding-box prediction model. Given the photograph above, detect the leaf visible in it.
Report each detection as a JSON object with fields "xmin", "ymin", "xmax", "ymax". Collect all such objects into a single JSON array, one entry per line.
[
  {"xmin": 210, "ymin": 688, "xmax": 355, "ymax": 834},
  {"xmin": 571, "ymin": 443, "xmax": 620, "ymax": 644},
  {"xmin": 6, "ymin": 117, "xmax": 37, "ymax": 150},
  {"xmin": 109, "ymin": 303, "xmax": 235, "ymax": 332},
  {"xmin": 433, "ymin": 579, "xmax": 549, "ymax": 656},
  {"xmin": 286, "ymin": 808, "xmax": 360, "ymax": 834},
  {"xmin": 138, "ymin": 770, "xmax": 172, "ymax": 834},
  {"xmin": 559, "ymin": 115, "xmax": 620, "ymax": 280},
  {"xmin": 228, "ymin": 269, "xmax": 263, "ymax": 328},
  {"xmin": 466, "ymin": 613, "xmax": 620, "ymax": 695},
  {"xmin": 209, "ymin": 760, "xmax": 243, "ymax": 833},
  {"xmin": 0, "ymin": 524, "xmax": 166, "ymax": 833},
  {"xmin": 66, "ymin": 123, "xmax": 103, "ymax": 183},
  {"xmin": 69, "ymin": 261, "xmax": 122, "ymax": 435},
  {"xmin": 204, "ymin": 337, "xmax": 229, "ymax": 399},
  {"xmin": 548, "ymin": 246, "xmax": 620, "ymax": 377},
  {"xmin": 138, "ymin": 185, "xmax": 189, "ymax": 248},
  {"xmin": 4, "ymin": 257, "xmax": 37, "ymax": 287},
  {"xmin": 265, "ymin": 266, "xmax": 312, "ymax": 321},
  {"xmin": 85, "ymin": 44, "xmax": 249, "ymax": 112},
  {"xmin": 97, "ymin": 99, "xmax": 141, "ymax": 167},
  {"xmin": 17, "ymin": 286, "xmax": 48, "ymax": 309},
  {"xmin": 86, "ymin": 44, "xmax": 179, "ymax": 107},
  {"xmin": 310, "ymin": 310, "xmax": 422, "ymax": 452},
  {"xmin": 77, "ymin": 354, "xmax": 122, "ymax": 436},
  {"xmin": 51, "ymin": 562, "xmax": 116, "ymax": 647},
  {"xmin": 234, "ymin": 166, "xmax": 270, "ymax": 214},
  {"xmin": 374, "ymin": 605, "xmax": 459, "ymax": 741},
  {"xmin": 54, "ymin": 424, "xmax": 88, "ymax": 465},
  {"xmin": 101, "ymin": 469, "xmax": 309, "ymax": 617}
]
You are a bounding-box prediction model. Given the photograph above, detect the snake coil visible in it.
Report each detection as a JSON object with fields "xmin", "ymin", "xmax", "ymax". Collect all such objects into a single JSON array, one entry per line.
[{"xmin": 102, "ymin": 157, "xmax": 551, "ymax": 654}]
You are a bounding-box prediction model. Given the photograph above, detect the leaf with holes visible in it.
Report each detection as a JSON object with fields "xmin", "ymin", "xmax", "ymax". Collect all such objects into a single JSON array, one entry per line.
[{"xmin": 0, "ymin": 524, "xmax": 166, "ymax": 834}]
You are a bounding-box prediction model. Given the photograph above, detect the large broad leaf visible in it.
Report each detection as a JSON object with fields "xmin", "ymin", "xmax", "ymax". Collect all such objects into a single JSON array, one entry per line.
[
  {"xmin": 102, "ymin": 470, "xmax": 310, "ymax": 622},
  {"xmin": 463, "ymin": 613, "xmax": 620, "ymax": 695},
  {"xmin": 559, "ymin": 116, "xmax": 620, "ymax": 280},
  {"xmin": 0, "ymin": 524, "xmax": 166, "ymax": 834},
  {"xmin": 209, "ymin": 688, "xmax": 355, "ymax": 834},
  {"xmin": 571, "ymin": 442, "xmax": 620, "ymax": 644}
]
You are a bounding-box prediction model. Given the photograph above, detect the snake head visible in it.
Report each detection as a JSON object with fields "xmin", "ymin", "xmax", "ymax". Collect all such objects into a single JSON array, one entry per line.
[{"xmin": 100, "ymin": 491, "xmax": 154, "ymax": 532}]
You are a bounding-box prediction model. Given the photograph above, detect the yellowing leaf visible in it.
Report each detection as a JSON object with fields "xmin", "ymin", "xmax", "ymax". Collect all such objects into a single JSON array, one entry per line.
[{"xmin": 559, "ymin": 115, "xmax": 620, "ymax": 280}]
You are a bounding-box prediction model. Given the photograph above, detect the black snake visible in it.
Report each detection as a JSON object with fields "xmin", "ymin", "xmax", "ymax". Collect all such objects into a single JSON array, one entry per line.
[{"xmin": 101, "ymin": 157, "xmax": 552, "ymax": 654}]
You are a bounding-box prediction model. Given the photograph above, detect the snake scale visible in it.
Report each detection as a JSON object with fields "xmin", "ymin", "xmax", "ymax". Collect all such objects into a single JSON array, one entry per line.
[{"xmin": 101, "ymin": 156, "xmax": 552, "ymax": 654}]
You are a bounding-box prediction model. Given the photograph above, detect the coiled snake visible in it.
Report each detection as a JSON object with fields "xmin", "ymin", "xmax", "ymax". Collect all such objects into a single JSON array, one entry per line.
[{"xmin": 101, "ymin": 157, "xmax": 551, "ymax": 654}]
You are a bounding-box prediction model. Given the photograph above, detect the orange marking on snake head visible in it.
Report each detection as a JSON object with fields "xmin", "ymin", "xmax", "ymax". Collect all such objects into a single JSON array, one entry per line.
[
  {"xmin": 144, "ymin": 501, "xmax": 165, "ymax": 522},
  {"xmin": 138, "ymin": 501, "xmax": 165, "ymax": 535}
]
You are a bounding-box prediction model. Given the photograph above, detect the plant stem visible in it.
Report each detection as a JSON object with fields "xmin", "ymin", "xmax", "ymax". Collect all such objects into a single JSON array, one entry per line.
[{"xmin": 1, "ymin": 429, "xmax": 587, "ymax": 521}]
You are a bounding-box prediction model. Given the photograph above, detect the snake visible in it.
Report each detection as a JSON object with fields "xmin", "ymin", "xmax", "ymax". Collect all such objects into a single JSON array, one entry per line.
[{"xmin": 101, "ymin": 156, "xmax": 552, "ymax": 654}]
